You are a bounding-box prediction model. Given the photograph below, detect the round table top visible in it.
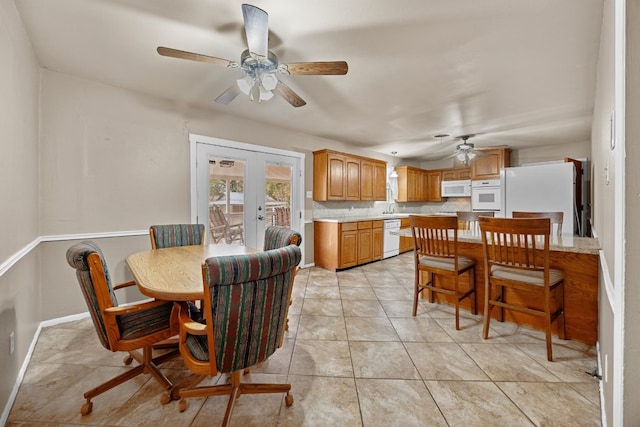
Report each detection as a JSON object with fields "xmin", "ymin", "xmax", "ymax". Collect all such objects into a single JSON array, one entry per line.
[{"xmin": 126, "ymin": 244, "xmax": 258, "ymax": 301}]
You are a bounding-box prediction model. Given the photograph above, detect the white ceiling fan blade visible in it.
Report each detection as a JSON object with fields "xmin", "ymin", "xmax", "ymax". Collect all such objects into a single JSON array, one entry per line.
[
  {"xmin": 215, "ymin": 85, "xmax": 241, "ymax": 105},
  {"xmin": 242, "ymin": 4, "xmax": 269, "ymax": 58}
]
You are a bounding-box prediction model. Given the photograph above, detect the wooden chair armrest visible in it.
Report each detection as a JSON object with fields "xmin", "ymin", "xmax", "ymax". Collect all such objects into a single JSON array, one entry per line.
[
  {"xmin": 175, "ymin": 302, "xmax": 207, "ymax": 335},
  {"xmin": 112, "ymin": 280, "xmax": 137, "ymax": 291},
  {"xmin": 104, "ymin": 299, "xmax": 170, "ymax": 316}
]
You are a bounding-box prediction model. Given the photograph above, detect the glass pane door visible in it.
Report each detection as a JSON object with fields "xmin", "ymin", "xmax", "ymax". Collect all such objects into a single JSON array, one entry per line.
[
  {"xmin": 265, "ymin": 162, "xmax": 293, "ymax": 228},
  {"xmin": 194, "ymin": 137, "xmax": 302, "ymax": 250},
  {"xmin": 208, "ymin": 157, "xmax": 246, "ymax": 245}
]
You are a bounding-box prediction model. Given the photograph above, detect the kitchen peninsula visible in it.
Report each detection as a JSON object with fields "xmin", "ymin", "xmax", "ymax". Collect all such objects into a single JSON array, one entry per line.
[{"xmin": 313, "ymin": 214, "xmax": 600, "ymax": 345}]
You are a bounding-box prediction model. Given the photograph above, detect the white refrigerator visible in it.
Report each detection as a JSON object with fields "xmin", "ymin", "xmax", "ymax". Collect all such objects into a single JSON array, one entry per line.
[{"xmin": 501, "ymin": 162, "xmax": 576, "ymax": 235}]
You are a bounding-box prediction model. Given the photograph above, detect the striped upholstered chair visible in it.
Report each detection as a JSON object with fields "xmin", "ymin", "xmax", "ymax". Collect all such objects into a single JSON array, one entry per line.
[
  {"xmin": 263, "ymin": 225, "xmax": 301, "ymax": 250},
  {"xmin": 263, "ymin": 226, "xmax": 302, "ymax": 336},
  {"xmin": 66, "ymin": 241, "xmax": 179, "ymax": 415},
  {"xmin": 175, "ymin": 245, "xmax": 302, "ymax": 423},
  {"xmin": 149, "ymin": 223, "xmax": 205, "ymax": 249}
]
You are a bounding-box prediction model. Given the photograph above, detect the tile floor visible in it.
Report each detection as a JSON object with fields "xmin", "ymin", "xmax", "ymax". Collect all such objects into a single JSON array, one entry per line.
[{"xmin": 7, "ymin": 253, "xmax": 601, "ymax": 426}]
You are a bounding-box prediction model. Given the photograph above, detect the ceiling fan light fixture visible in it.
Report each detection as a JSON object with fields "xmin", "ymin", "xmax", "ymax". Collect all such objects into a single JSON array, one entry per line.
[
  {"xmin": 456, "ymin": 151, "xmax": 467, "ymax": 162},
  {"xmin": 260, "ymin": 73, "xmax": 278, "ymax": 91},
  {"xmin": 236, "ymin": 76, "xmax": 253, "ymax": 95},
  {"xmin": 467, "ymin": 151, "xmax": 476, "ymax": 160},
  {"xmin": 259, "ymin": 85, "xmax": 274, "ymax": 101}
]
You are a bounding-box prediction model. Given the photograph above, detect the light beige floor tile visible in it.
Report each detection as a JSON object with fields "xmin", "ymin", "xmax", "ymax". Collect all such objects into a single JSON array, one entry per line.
[
  {"xmin": 349, "ymin": 341, "xmax": 420, "ymax": 379},
  {"xmin": 498, "ymin": 382, "xmax": 601, "ymax": 426},
  {"xmin": 304, "ymin": 284, "xmax": 341, "ymax": 299},
  {"xmin": 282, "ymin": 314, "xmax": 300, "ymax": 340},
  {"xmin": 338, "ymin": 276, "xmax": 372, "ymax": 287},
  {"xmin": 288, "ymin": 294, "xmax": 303, "ymax": 315},
  {"xmin": 371, "ymin": 286, "xmax": 413, "ymax": 301},
  {"xmin": 289, "ymin": 340, "xmax": 353, "ymax": 377},
  {"xmin": 341, "ymin": 299, "xmax": 387, "ymax": 317},
  {"xmin": 297, "ymin": 315, "xmax": 347, "ymax": 340},
  {"xmin": 250, "ymin": 338, "xmax": 295, "ymax": 374},
  {"xmin": 301, "ymin": 298, "xmax": 343, "ymax": 316},
  {"xmin": 101, "ymin": 369, "xmax": 202, "ymax": 427},
  {"xmin": 516, "ymin": 342, "xmax": 599, "ymax": 382},
  {"xmin": 435, "ymin": 315, "xmax": 506, "ymax": 343},
  {"xmin": 460, "ymin": 343, "xmax": 561, "ymax": 382},
  {"xmin": 379, "ymin": 299, "xmax": 428, "ymax": 318},
  {"xmin": 307, "ymin": 276, "xmax": 339, "ymax": 287},
  {"xmin": 426, "ymin": 380, "xmax": 534, "ymax": 426},
  {"xmin": 356, "ymin": 378, "xmax": 447, "ymax": 427},
  {"xmin": 405, "ymin": 342, "xmax": 490, "ymax": 381},
  {"xmin": 190, "ymin": 373, "xmax": 289, "ymax": 427},
  {"xmin": 345, "ymin": 317, "xmax": 400, "ymax": 341},
  {"xmin": 390, "ymin": 317, "xmax": 454, "ymax": 342},
  {"xmin": 340, "ymin": 286, "xmax": 378, "ymax": 300},
  {"xmin": 278, "ymin": 375, "xmax": 362, "ymax": 426},
  {"xmin": 570, "ymin": 381, "xmax": 602, "ymax": 407}
]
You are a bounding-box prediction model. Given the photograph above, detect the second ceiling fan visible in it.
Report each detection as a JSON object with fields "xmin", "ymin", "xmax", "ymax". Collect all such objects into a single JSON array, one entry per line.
[{"xmin": 157, "ymin": 4, "xmax": 348, "ymax": 107}]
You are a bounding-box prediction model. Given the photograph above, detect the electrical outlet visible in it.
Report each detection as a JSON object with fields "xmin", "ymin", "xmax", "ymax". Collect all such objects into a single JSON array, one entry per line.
[
  {"xmin": 10, "ymin": 331, "xmax": 15, "ymax": 355},
  {"xmin": 306, "ymin": 191, "xmax": 313, "ymax": 199}
]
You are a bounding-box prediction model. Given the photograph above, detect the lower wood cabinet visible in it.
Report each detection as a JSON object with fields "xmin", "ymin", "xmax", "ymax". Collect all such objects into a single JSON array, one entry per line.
[
  {"xmin": 314, "ymin": 220, "xmax": 383, "ymax": 271},
  {"xmin": 399, "ymin": 218, "xmax": 413, "ymax": 253}
]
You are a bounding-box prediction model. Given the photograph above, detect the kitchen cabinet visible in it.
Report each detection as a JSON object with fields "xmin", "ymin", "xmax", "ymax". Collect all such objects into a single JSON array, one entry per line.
[
  {"xmin": 372, "ymin": 222, "xmax": 384, "ymax": 260},
  {"xmin": 399, "ymin": 218, "xmax": 413, "ymax": 253},
  {"xmin": 442, "ymin": 168, "xmax": 471, "ymax": 181},
  {"xmin": 374, "ymin": 162, "xmax": 388, "ymax": 200},
  {"xmin": 314, "ymin": 220, "xmax": 384, "ymax": 270},
  {"xmin": 346, "ymin": 157, "xmax": 360, "ymax": 200},
  {"xmin": 361, "ymin": 159, "xmax": 387, "ymax": 201},
  {"xmin": 395, "ymin": 166, "xmax": 441, "ymax": 202},
  {"xmin": 426, "ymin": 170, "xmax": 442, "ymax": 202},
  {"xmin": 313, "ymin": 150, "xmax": 386, "ymax": 202},
  {"xmin": 471, "ymin": 147, "xmax": 511, "ymax": 180}
]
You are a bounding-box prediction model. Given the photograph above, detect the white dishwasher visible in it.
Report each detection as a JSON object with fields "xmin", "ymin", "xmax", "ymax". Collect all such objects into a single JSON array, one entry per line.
[{"xmin": 383, "ymin": 219, "xmax": 401, "ymax": 258}]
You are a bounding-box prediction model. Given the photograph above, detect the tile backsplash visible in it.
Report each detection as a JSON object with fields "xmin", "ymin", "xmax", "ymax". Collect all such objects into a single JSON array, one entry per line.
[{"xmin": 312, "ymin": 198, "xmax": 471, "ymax": 219}]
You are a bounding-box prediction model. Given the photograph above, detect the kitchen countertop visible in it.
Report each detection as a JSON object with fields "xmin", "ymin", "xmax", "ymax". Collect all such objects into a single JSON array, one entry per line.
[
  {"xmin": 394, "ymin": 228, "xmax": 600, "ymax": 255},
  {"xmin": 312, "ymin": 213, "xmax": 456, "ymax": 222}
]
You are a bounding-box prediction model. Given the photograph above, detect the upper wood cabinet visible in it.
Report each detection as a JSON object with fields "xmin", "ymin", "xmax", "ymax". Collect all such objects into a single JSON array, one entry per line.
[
  {"xmin": 442, "ymin": 168, "xmax": 471, "ymax": 181},
  {"xmin": 313, "ymin": 150, "xmax": 386, "ymax": 202},
  {"xmin": 426, "ymin": 170, "xmax": 442, "ymax": 202},
  {"xmin": 396, "ymin": 166, "xmax": 441, "ymax": 202},
  {"xmin": 373, "ymin": 162, "xmax": 387, "ymax": 200},
  {"xmin": 471, "ymin": 147, "xmax": 511, "ymax": 180},
  {"xmin": 345, "ymin": 157, "xmax": 360, "ymax": 200}
]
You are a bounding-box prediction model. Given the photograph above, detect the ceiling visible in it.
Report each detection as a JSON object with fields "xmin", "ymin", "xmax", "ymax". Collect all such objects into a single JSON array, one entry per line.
[{"xmin": 14, "ymin": 0, "xmax": 604, "ymax": 161}]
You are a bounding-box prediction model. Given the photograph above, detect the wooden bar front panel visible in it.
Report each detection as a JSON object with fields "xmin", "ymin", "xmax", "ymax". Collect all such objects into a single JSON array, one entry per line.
[{"xmin": 416, "ymin": 240, "xmax": 598, "ymax": 345}]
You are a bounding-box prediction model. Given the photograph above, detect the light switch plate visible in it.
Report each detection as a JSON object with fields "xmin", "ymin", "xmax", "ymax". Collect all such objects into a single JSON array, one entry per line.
[{"xmin": 306, "ymin": 191, "xmax": 312, "ymax": 199}]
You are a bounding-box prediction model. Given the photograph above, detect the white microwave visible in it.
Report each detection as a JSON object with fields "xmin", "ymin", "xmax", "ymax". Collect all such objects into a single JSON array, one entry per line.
[{"xmin": 441, "ymin": 180, "xmax": 471, "ymax": 197}]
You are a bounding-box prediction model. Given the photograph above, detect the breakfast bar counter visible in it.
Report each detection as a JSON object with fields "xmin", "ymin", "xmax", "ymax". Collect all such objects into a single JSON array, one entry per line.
[{"xmin": 398, "ymin": 228, "xmax": 600, "ymax": 345}]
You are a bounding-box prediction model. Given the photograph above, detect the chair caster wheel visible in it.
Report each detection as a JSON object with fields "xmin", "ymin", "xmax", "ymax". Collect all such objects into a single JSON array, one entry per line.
[
  {"xmin": 178, "ymin": 399, "xmax": 188, "ymax": 412},
  {"xmin": 285, "ymin": 394, "xmax": 294, "ymax": 406},
  {"xmin": 81, "ymin": 401, "xmax": 93, "ymax": 415},
  {"xmin": 160, "ymin": 392, "xmax": 172, "ymax": 405},
  {"xmin": 123, "ymin": 355, "xmax": 133, "ymax": 365}
]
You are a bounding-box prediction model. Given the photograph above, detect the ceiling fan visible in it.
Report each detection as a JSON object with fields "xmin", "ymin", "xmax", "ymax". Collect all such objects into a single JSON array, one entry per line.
[
  {"xmin": 447, "ymin": 135, "xmax": 486, "ymax": 166},
  {"xmin": 156, "ymin": 4, "xmax": 348, "ymax": 107}
]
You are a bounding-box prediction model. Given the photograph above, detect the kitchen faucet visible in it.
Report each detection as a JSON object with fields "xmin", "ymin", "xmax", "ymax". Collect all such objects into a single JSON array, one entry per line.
[{"xmin": 383, "ymin": 202, "xmax": 398, "ymax": 214}]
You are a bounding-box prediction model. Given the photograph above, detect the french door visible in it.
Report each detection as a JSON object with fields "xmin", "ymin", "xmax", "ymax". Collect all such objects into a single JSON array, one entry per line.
[{"xmin": 191, "ymin": 134, "xmax": 303, "ymax": 250}]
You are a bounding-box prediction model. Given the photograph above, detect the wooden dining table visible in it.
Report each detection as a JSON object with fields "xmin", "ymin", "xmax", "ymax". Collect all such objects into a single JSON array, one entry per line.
[{"xmin": 126, "ymin": 244, "xmax": 259, "ymax": 301}]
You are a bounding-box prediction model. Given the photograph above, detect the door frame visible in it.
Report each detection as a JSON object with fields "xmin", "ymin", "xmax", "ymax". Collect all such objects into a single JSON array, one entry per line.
[{"xmin": 189, "ymin": 133, "xmax": 305, "ymax": 250}]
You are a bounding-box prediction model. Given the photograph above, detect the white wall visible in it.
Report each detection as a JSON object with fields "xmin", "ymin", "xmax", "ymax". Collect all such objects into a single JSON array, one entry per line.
[{"xmin": 0, "ymin": 0, "xmax": 41, "ymax": 416}]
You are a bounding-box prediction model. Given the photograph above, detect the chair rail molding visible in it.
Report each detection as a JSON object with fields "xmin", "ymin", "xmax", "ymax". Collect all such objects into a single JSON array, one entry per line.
[{"xmin": 0, "ymin": 230, "xmax": 149, "ymax": 279}]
